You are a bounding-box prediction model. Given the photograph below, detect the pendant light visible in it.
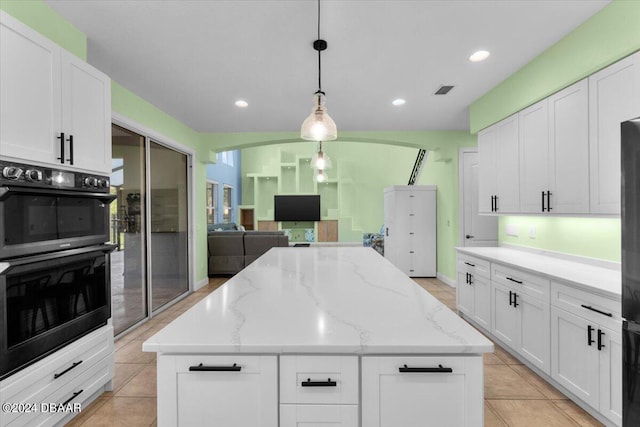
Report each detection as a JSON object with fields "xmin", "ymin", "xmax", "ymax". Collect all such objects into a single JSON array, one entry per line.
[
  {"xmin": 314, "ymin": 168, "xmax": 328, "ymax": 183},
  {"xmin": 301, "ymin": 0, "xmax": 337, "ymax": 141},
  {"xmin": 310, "ymin": 141, "xmax": 332, "ymax": 170}
]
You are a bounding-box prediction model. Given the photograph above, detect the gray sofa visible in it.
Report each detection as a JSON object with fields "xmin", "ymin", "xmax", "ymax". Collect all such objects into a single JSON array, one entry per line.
[{"xmin": 207, "ymin": 231, "xmax": 289, "ymax": 276}]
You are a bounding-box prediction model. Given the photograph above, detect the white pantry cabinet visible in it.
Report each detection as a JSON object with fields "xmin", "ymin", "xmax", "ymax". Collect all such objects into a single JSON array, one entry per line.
[
  {"xmin": 0, "ymin": 11, "xmax": 111, "ymax": 174},
  {"xmin": 383, "ymin": 185, "xmax": 436, "ymax": 277},
  {"xmin": 589, "ymin": 52, "xmax": 640, "ymax": 214},
  {"xmin": 157, "ymin": 355, "xmax": 278, "ymax": 427},
  {"xmin": 361, "ymin": 356, "xmax": 483, "ymax": 427},
  {"xmin": 519, "ymin": 80, "xmax": 590, "ymax": 214},
  {"xmin": 478, "ymin": 114, "xmax": 520, "ymax": 213}
]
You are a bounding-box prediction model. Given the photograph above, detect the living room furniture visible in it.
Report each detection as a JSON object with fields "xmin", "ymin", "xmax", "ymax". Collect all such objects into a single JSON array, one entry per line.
[{"xmin": 207, "ymin": 231, "xmax": 289, "ymax": 275}]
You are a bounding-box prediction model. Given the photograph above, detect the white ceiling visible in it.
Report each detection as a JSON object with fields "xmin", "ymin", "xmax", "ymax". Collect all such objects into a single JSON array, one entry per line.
[{"xmin": 45, "ymin": 0, "xmax": 610, "ymax": 134}]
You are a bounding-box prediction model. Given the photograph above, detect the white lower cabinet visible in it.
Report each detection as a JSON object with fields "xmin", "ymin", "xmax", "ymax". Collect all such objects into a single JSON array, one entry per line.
[
  {"xmin": 457, "ymin": 255, "xmax": 492, "ymax": 330},
  {"xmin": 157, "ymin": 355, "xmax": 277, "ymax": 427},
  {"xmin": 280, "ymin": 405, "xmax": 358, "ymax": 427},
  {"xmin": 361, "ymin": 356, "xmax": 483, "ymax": 427}
]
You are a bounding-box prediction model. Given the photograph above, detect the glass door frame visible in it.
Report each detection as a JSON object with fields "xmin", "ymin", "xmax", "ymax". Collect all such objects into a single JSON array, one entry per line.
[{"xmin": 112, "ymin": 113, "xmax": 195, "ymax": 329}]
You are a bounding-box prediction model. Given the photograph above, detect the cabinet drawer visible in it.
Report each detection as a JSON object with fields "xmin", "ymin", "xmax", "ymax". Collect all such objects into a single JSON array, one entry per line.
[
  {"xmin": 492, "ymin": 263, "xmax": 549, "ymax": 300},
  {"xmin": 280, "ymin": 404, "xmax": 358, "ymax": 427},
  {"xmin": 551, "ymin": 281, "xmax": 621, "ymax": 329},
  {"xmin": 280, "ymin": 356, "xmax": 358, "ymax": 405},
  {"xmin": 457, "ymin": 254, "xmax": 490, "ymax": 279},
  {"xmin": 0, "ymin": 326, "xmax": 113, "ymax": 426}
]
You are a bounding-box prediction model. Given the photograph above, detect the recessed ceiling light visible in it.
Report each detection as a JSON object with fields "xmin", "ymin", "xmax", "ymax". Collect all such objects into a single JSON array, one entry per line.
[
  {"xmin": 469, "ymin": 50, "xmax": 490, "ymax": 62},
  {"xmin": 235, "ymin": 100, "xmax": 248, "ymax": 108},
  {"xmin": 392, "ymin": 98, "xmax": 406, "ymax": 106}
]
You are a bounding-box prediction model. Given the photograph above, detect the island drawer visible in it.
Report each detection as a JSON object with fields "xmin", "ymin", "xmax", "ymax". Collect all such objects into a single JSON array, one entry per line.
[
  {"xmin": 551, "ymin": 281, "xmax": 621, "ymax": 329},
  {"xmin": 457, "ymin": 254, "xmax": 490, "ymax": 279},
  {"xmin": 492, "ymin": 263, "xmax": 550, "ymax": 300},
  {"xmin": 280, "ymin": 404, "xmax": 358, "ymax": 426},
  {"xmin": 280, "ymin": 355, "xmax": 358, "ymax": 404}
]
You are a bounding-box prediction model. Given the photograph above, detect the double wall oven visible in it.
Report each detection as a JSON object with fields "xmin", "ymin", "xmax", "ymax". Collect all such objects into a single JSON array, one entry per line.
[{"xmin": 0, "ymin": 160, "xmax": 116, "ymax": 380}]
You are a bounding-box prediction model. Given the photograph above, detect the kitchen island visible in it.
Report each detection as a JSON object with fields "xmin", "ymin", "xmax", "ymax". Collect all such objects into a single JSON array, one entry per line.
[{"xmin": 143, "ymin": 247, "xmax": 493, "ymax": 426}]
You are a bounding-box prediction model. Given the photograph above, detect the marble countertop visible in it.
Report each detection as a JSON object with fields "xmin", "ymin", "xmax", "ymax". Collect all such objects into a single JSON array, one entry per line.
[
  {"xmin": 456, "ymin": 246, "xmax": 621, "ymax": 300},
  {"xmin": 143, "ymin": 247, "xmax": 493, "ymax": 355}
]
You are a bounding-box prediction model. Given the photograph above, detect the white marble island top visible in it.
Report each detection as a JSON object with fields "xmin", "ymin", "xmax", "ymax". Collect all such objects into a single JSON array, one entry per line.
[{"xmin": 143, "ymin": 247, "xmax": 493, "ymax": 355}]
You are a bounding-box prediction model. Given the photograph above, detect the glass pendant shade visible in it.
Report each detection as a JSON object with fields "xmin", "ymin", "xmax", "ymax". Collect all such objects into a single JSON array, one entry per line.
[
  {"xmin": 301, "ymin": 92, "xmax": 337, "ymax": 141},
  {"xmin": 310, "ymin": 149, "xmax": 332, "ymax": 170},
  {"xmin": 314, "ymin": 168, "xmax": 328, "ymax": 183}
]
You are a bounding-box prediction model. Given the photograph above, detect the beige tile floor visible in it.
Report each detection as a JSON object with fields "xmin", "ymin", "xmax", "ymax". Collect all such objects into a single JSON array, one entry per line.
[{"xmin": 65, "ymin": 277, "xmax": 603, "ymax": 426}]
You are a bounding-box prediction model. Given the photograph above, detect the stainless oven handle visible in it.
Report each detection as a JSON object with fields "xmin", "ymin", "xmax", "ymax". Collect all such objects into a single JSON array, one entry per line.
[
  {"xmin": 0, "ymin": 244, "xmax": 117, "ymax": 273},
  {"xmin": 0, "ymin": 186, "xmax": 116, "ymax": 203}
]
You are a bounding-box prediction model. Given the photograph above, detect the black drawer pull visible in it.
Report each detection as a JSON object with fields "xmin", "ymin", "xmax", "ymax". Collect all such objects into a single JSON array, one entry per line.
[
  {"xmin": 189, "ymin": 363, "xmax": 241, "ymax": 372},
  {"xmin": 301, "ymin": 378, "xmax": 337, "ymax": 387},
  {"xmin": 54, "ymin": 360, "xmax": 83, "ymax": 379},
  {"xmin": 506, "ymin": 277, "xmax": 523, "ymax": 284},
  {"xmin": 581, "ymin": 304, "xmax": 612, "ymax": 317},
  {"xmin": 61, "ymin": 389, "xmax": 83, "ymax": 407},
  {"xmin": 464, "ymin": 262, "xmax": 475, "ymax": 267},
  {"xmin": 399, "ymin": 364, "xmax": 453, "ymax": 373}
]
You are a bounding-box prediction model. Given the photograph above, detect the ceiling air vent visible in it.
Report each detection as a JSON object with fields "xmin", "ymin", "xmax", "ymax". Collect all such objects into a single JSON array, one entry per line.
[{"xmin": 434, "ymin": 85, "xmax": 454, "ymax": 95}]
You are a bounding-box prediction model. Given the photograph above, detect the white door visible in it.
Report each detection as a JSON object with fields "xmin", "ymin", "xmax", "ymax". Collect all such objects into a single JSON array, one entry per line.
[
  {"xmin": 589, "ymin": 52, "xmax": 640, "ymax": 214},
  {"xmin": 519, "ymin": 100, "xmax": 550, "ymax": 213},
  {"xmin": 460, "ymin": 150, "xmax": 498, "ymax": 247},
  {"xmin": 61, "ymin": 50, "xmax": 111, "ymax": 174},
  {"xmin": 0, "ymin": 11, "xmax": 61, "ymax": 164},
  {"xmin": 472, "ymin": 274, "xmax": 491, "ymax": 331},
  {"xmin": 361, "ymin": 356, "xmax": 481, "ymax": 427},
  {"xmin": 548, "ymin": 79, "xmax": 590, "ymax": 214},
  {"xmin": 599, "ymin": 325, "xmax": 623, "ymax": 426},
  {"xmin": 550, "ymin": 308, "xmax": 599, "ymax": 409},
  {"xmin": 280, "ymin": 405, "xmax": 358, "ymax": 427},
  {"xmin": 495, "ymin": 114, "xmax": 520, "ymax": 213},
  {"xmin": 517, "ymin": 294, "xmax": 550, "ymax": 374},
  {"xmin": 491, "ymin": 282, "xmax": 518, "ymax": 348}
]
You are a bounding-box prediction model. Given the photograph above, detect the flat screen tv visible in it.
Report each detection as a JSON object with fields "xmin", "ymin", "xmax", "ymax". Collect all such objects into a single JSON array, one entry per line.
[{"xmin": 274, "ymin": 195, "xmax": 320, "ymax": 221}]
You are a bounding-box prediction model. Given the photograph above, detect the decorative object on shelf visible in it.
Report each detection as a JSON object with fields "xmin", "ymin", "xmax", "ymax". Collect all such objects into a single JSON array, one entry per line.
[
  {"xmin": 304, "ymin": 228, "xmax": 316, "ymax": 242},
  {"xmin": 300, "ymin": 0, "xmax": 337, "ymax": 142}
]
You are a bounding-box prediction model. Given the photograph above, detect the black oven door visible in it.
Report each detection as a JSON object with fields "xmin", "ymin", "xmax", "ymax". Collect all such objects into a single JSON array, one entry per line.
[
  {"xmin": 0, "ymin": 186, "xmax": 116, "ymax": 258},
  {"xmin": 0, "ymin": 244, "xmax": 115, "ymax": 380}
]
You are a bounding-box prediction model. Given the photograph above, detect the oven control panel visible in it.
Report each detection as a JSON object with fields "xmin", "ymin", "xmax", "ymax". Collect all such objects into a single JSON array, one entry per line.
[{"xmin": 0, "ymin": 161, "xmax": 110, "ymax": 193}]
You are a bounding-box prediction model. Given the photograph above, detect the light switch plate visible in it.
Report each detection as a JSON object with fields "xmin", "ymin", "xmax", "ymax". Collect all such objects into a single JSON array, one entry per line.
[{"xmin": 529, "ymin": 225, "xmax": 536, "ymax": 239}]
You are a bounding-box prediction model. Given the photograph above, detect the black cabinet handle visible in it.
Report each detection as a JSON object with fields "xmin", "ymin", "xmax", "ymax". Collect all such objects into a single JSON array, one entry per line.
[
  {"xmin": 464, "ymin": 261, "xmax": 475, "ymax": 267},
  {"xmin": 597, "ymin": 329, "xmax": 606, "ymax": 351},
  {"xmin": 409, "ymin": 251, "xmax": 414, "ymax": 254},
  {"xmin": 399, "ymin": 364, "xmax": 453, "ymax": 373},
  {"xmin": 189, "ymin": 363, "xmax": 241, "ymax": 372},
  {"xmin": 67, "ymin": 134, "xmax": 74, "ymax": 165},
  {"xmin": 512, "ymin": 292, "xmax": 519, "ymax": 308},
  {"xmin": 61, "ymin": 390, "xmax": 83, "ymax": 407},
  {"xmin": 509, "ymin": 290, "xmax": 513, "ymax": 307},
  {"xmin": 57, "ymin": 132, "xmax": 65, "ymax": 164},
  {"xmin": 301, "ymin": 378, "xmax": 337, "ymax": 387},
  {"xmin": 587, "ymin": 325, "xmax": 595, "ymax": 346},
  {"xmin": 546, "ymin": 191, "xmax": 552, "ymax": 211},
  {"xmin": 468, "ymin": 274, "xmax": 473, "ymax": 285},
  {"xmin": 465, "ymin": 235, "xmax": 475, "ymax": 239},
  {"xmin": 580, "ymin": 304, "xmax": 613, "ymax": 318},
  {"xmin": 542, "ymin": 191, "xmax": 546, "ymax": 212},
  {"xmin": 506, "ymin": 277, "xmax": 523, "ymax": 284},
  {"xmin": 494, "ymin": 195, "xmax": 498, "ymax": 212},
  {"xmin": 54, "ymin": 360, "xmax": 83, "ymax": 379},
  {"xmin": 491, "ymin": 195, "xmax": 495, "ymax": 212},
  {"xmin": 386, "ymin": 227, "xmax": 389, "ymax": 237}
]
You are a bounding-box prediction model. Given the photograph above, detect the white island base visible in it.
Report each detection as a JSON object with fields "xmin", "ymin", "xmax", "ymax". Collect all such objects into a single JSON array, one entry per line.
[{"xmin": 144, "ymin": 247, "xmax": 492, "ymax": 426}]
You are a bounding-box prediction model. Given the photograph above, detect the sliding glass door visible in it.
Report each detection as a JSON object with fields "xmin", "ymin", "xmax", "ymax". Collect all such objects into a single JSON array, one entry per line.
[
  {"xmin": 149, "ymin": 141, "xmax": 189, "ymax": 310},
  {"xmin": 110, "ymin": 125, "xmax": 191, "ymax": 335}
]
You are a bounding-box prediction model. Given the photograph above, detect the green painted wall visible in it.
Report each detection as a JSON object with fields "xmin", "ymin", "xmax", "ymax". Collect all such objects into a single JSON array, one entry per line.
[
  {"xmin": 499, "ymin": 216, "xmax": 621, "ymax": 262},
  {"xmin": 470, "ymin": 0, "xmax": 640, "ymax": 133},
  {"xmin": 0, "ymin": 0, "xmax": 87, "ymax": 60},
  {"xmin": 238, "ymin": 131, "xmax": 476, "ymax": 280},
  {"xmin": 470, "ymin": 0, "xmax": 637, "ymax": 264}
]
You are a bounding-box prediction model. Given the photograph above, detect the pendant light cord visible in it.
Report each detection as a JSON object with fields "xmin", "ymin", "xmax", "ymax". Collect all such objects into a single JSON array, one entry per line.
[{"xmin": 317, "ymin": 0, "xmax": 322, "ymax": 92}]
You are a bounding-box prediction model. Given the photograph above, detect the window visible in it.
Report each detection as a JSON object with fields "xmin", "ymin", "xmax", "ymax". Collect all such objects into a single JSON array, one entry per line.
[
  {"xmin": 223, "ymin": 185, "xmax": 233, "ymax": 223},
  {"xmin": 206, "ymin": 181, "xmax": 218, "ymax": 224},
  {"xmin": 217, "ymin": 150, "xmax": 235, "ymax": 167}
]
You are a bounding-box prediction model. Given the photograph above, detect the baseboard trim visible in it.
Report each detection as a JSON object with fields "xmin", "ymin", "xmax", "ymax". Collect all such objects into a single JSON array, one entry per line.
[
  {"xmin": 194, "ymin": 277, "xmax": 209, "ymax": 291},
  {"xmin": 436, "ymin": 273, "xmax": 456, "ymax": 289}
]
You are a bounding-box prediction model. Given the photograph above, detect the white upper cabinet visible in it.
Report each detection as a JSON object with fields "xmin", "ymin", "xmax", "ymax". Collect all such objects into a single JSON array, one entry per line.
[
  {"xmin": 478, "ymin": 114, "xmax": 519, "ymax": 214},
  {"xmin": 589, "ymin": 52, "xmax": 640, "ymax": 214},
  {"xmin": 519, "ymin": 80, "xmax": 590, "ymax": 214},
  {"xmin": 0, "ymin": 11, "xmax": 111, "ymax": 174}
]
